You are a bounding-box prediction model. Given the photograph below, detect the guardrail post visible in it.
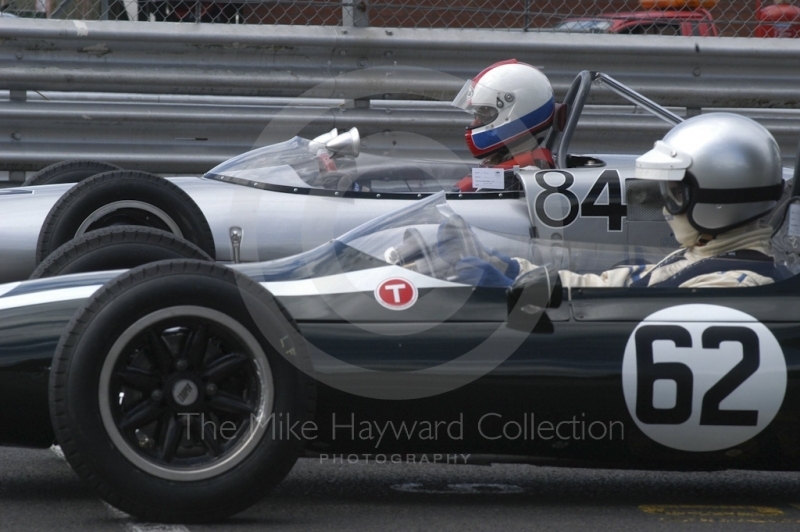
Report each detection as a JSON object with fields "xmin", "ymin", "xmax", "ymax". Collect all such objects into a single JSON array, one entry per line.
[
  {"xmin": 8, "ymin": 171, "xmax": 25, "ymax": 184},
  {"xmin": 10, "ymin": 90, "xmax": 26, "ymax": 102},
  {"xmin": 342, "ymin": 0, "xmax": 368, "ymax": 27},
  {"xmin": 524, "ymin": 0, "xmax": 531, "ymax": 31}
]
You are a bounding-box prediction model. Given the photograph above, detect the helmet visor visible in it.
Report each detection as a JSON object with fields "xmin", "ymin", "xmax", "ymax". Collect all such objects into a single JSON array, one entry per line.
[
  {"xmin": 635, "ymin": 140, "xmax": 692, "ymax": 181},
  {"xmin": 659, "ymin": 179, "xmax": 691, "ymax": 215},
  {"xmin": 467, "ymin": 105, "xmax": 500, "ymax": 130},
  {"xmin": 452, "ymin": 79, "xmax": 474, "ymax": 110}
]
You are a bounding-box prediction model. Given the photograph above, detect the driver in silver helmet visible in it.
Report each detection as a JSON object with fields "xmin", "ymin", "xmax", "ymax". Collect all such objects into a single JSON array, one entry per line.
[
  {"xmin": 558, "ymin": 112, "xmax": 785, "ymax": 289},
  {"xmin": 436, "ymin": 113, "xmax": 785, "ymax": 289}
]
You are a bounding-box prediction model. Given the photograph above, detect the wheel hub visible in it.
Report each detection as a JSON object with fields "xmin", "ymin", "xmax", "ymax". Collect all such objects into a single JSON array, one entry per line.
[
  {"xmin": 99, "ymin": 306, "xmax": 275, "ymax": 481},
  {"xmin": 171, "ymin": 378, "xmax": 200, "ymax": 407}
]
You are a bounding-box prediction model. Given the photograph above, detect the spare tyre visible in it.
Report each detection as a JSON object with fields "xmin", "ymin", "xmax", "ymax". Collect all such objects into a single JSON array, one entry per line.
[{"xmin": 37, "ymin": 170, "xmax": 216, "ymax": 264}]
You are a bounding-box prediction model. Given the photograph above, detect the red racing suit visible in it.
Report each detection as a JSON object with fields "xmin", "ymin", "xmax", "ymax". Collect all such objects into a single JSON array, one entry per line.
[{"xmin": 452, "ymin": 147, "xmax": 555, "ymax": 193}]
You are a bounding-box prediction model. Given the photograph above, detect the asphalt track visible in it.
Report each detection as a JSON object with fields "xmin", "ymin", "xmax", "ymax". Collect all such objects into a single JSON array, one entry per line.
[{"xmin": 2, "ymin": 446, "xmax": 800, "ymax": 531}]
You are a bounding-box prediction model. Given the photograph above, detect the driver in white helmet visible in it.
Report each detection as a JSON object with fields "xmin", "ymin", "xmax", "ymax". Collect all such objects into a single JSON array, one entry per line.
[
  {"xmin": 451, "ymin": 59, "xmax": 558, "ymax": 192},
  {"xmin": 437, "ymin": 113, "xmax": 785, "ymax": 289}
]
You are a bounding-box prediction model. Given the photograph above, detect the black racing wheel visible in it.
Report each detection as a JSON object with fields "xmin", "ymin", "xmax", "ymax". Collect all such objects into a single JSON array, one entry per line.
[{"xmin": 50, "ymin": 260, "xmax": 316, "ymax": 523}]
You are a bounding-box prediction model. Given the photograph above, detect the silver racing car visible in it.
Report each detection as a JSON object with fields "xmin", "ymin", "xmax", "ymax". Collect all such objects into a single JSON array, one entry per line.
[{"xmin": 0, "ymin": 71, "xmax": 792, "ymax": 283}]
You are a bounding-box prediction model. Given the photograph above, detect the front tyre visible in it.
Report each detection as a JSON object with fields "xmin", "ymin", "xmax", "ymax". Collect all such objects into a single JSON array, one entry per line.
[
  {"xmin": 31, "ymin": 226, "xmax": 213, "ymax": 279},
  {"xmin": 50, "ymin": 260, "xmax": 315, "ymax": 523},
  {"xmin": 23, "ymin": 160, "xmax": 122, "ymax": 187},
  {"xmin": 36, "ymin": 170, "xmax": 216, "ymax": 264}
]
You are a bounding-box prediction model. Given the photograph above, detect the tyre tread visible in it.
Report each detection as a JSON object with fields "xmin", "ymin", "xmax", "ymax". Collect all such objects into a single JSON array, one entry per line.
[
  {"xmin": 23, "ymin": 160, "xmax": 121, "ymax": 187},
  {"xmin": 31, "ymin": 226, "xmax": 212, "ymax": 279},
  {"xmin": 50, "ymin": 260, "xmax": 315, "ymax": 523},
  {"xmin": 36, "ymin": 170, "xmax": 216, "ymax": 264}
]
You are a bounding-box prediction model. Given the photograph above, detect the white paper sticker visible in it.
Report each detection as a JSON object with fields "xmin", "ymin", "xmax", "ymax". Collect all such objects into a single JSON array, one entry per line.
[
  {"xmin": 788, "ymin": 203, "xmax": 800, "ymax": 237},
  {"xmin": 471, "ymin": 168, "xmax": 504, "ymax": 190}
]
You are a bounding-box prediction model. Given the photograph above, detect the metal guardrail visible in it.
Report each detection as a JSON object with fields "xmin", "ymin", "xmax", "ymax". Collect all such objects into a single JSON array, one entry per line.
[
  {"xmin": 1, "ymin": 19, "xmax": 799, "ymax": 178},
  {"xmin": 3, "ymin": 92, "xmax": 799, "ymax": 177},
  {"xmin": 3, "ymin": 19, "xmax": 800, "ymax": 107}
]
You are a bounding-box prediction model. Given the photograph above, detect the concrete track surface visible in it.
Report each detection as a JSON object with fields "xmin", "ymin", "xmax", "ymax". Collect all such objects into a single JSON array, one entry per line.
[{"xmin": 2, "ymin": 446, "xmax": 800, "ymax": 531}]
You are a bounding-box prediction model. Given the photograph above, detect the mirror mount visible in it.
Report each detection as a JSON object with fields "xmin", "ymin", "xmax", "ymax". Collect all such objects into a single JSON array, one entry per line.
[
  {"xmin": 325, "ymin": 127, "xmax": 361, "ymax": 159},
  {"xmin": 308, "ymin": 128, "xmax": 338, "ymax": 153}
]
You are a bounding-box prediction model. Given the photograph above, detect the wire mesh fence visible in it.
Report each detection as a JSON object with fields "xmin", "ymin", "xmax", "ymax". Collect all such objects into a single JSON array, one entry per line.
[{"xmin": 1, "ymin": 0, "xmax": 798, "ymax": 37}]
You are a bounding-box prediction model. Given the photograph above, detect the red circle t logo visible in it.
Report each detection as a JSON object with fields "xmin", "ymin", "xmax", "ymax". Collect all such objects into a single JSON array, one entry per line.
[{"xmin": 375, "ymin": 278, "xmax": 418, "ymax": 310}]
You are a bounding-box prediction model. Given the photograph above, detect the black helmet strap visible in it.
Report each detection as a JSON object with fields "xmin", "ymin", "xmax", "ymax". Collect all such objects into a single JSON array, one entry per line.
[{"xmin": 693, "ymin": 183, "xmax": 784, "ymax": 204}]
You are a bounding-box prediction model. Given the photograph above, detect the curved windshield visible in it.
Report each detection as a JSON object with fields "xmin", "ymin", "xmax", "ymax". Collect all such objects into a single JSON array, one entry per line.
[
  {"xmin": 339, "ymin": 192, "xmax": 687, "ymax": 287},
  {"xmin": 205, "ymin": 134, "xmax": 471, "ymax": 194},
  {"xmin": 205, "ymin": 137, "xmax": 320, "ymax": 188},
  {"xmin": 339, "ymin": 192, "xmax": 539, "ymax": 286},
  {"xmin": 237, "ymin": 190, "xmax": 675, "ymax": 289}
]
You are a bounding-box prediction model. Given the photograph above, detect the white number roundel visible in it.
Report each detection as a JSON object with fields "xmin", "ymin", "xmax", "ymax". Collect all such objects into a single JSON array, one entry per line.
[{"xmin": 622, "ymin": 304, "xmax": 787, "ymax": 452}]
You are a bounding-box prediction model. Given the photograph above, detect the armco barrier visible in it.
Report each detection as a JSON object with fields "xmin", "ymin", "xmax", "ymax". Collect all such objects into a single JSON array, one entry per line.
[
  {"xmin": 3, "ymin": 94, "xmax": 799, "ymax": 176},
  {"xmin": 3, "ymin": 19, "xmax": 800, "ymax": 107},
  {"xmin": 1, "ymin": 19, "xmax": 799, "ymax": 176}
]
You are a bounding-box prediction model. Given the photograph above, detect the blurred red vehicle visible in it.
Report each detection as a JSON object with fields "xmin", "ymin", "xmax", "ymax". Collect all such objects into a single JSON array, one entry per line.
[
  {"xmin": 755, "ymin": 0, "xmax": 800, "ymax": 37},
  {"xmin": 554, "ymin": 8, "xmax": 719, "ymax": 36}
]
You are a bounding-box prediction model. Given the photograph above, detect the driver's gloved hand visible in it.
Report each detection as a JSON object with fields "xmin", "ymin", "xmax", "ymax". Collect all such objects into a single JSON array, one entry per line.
[
  {"xmin": 454, "ymin": 257, "xmax": 514, "ymax": 288},
  {"xmin": 437, "ymin": 214, "xmax": 519, "ymax": 278},
  {"xmin": 321, "ymin": 171, "xmax": 355, "ymax": 191}
]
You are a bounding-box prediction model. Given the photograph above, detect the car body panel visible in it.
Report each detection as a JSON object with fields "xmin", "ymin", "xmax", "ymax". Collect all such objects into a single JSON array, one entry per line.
[
  {"xmin": 518, "ymin": 154, "xmax": 674, "ymax": 246},
  {"xmin": 2, "ymin": 267, "xmax": 798, "ymax": 469},
  {"xmin": 5, "ymin": 160, "xmax": 791, "ymax": 285},
  {"xmin": 177, "ymin": 176, "xmax": 534, "ymax": 264},
  {"xmin": 0, "ymin": 164, "xmax": 654, "ymax": 284},
  {"xmin": 0, "ymin": 195, "xmax": 797, "ymax": 473},
  {"xmin": 0, "ymin": 187, "xmax": 66, "ymax": 283}
]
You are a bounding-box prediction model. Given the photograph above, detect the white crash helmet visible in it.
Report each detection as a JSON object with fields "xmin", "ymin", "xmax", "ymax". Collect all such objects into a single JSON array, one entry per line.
[
  {"xmin": 452, "ymin": 59, "xmax": 555, "ymax": 158},
  {"xmin": 635, "ymin": 113, "xmax": 783, "ymax": 235}
]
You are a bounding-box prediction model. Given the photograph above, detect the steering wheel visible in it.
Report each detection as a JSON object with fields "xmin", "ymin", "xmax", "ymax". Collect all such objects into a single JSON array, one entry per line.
[{"xmin": 400, "ymin": 228, "xmax": 438, "ymax": 276}]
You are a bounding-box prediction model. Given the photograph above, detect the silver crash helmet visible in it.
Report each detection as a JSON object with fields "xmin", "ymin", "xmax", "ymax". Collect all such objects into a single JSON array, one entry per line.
[{"xmin": 634, "ymin": 112, "xmax": 783, "ymax": 235}]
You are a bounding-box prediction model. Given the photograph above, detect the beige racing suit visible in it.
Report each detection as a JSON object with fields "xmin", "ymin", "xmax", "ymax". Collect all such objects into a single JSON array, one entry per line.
[{"xmin": 556, "ymin": 221, "xmax": 776, "ymax": 289}]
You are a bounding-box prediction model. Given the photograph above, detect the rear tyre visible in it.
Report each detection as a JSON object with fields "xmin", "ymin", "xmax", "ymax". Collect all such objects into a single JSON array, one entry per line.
[
  {"xmin": 36, "ymin": 170, "xmax": 216, "ymax": 264},
  {"xmin": 30, "ymin": 226, "xmax": 212, "ymax": 279},
  {"xmin": 50, "ymin": 260, "xmax": 316, "ymax": 523},
  {"xmin": 23, "ymin": 160, "xmax": 122, "ymax": 187}
]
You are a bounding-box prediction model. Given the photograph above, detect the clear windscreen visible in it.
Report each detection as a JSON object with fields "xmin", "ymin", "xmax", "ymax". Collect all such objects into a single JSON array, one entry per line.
[
  {"xmin": 204, "ymin": 135, "xmax": 470, "ymax": 193},
  {"xmin": 205, "ymin": 137, "xmax": 320, "ymax": 187},
  {"xmin": 235, "ymin": 190, "xmax": 686, "ymax": 289},
  {"xmin": 337, "ymin": 189, "xmax": 664, "ymax": 286},
  {"xmin": 336, "ymin": 191, "xmax": 668, "ymax": 287}
]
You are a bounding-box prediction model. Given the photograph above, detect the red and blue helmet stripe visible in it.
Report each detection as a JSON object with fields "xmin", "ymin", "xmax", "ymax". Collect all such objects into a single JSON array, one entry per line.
[{"xmin": 466, "ymin": 96, "xmax": 555, "ymax": 157}]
